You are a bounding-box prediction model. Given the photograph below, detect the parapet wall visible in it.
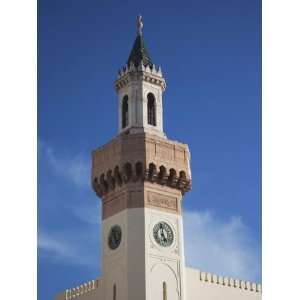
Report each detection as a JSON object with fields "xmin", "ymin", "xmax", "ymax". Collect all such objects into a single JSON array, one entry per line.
[
  {"xmin": 55, "ymin": 270, "xmax": 261, "ymax": 300},
  {"xmin": 115, "ymin": 63, "xmax": 166, "ymax": 91},
  {"xmin": 197, "ymin": 269, "xmax": 261, "ymax": 293},
  {"xmin": 56, "ymin": 278, "xmax": 101, "ymax": 300},
  {"xmin": 185, "ymin": 267, "xmax": 262, "ymax": 300}
]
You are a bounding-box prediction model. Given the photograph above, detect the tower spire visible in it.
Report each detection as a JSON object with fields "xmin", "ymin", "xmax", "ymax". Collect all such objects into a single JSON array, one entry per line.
[
  {"xmin": 127, "ymin": 16, "xmax": 153, "ymax": 67},
  {"xmin": 116, "ymin": 16, "xmax": 166, "ymax": 137}
]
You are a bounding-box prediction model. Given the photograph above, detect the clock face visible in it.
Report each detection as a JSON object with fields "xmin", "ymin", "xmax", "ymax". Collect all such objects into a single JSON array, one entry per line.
[
  {"xmin": 108, "ymin": 225, "xmax": 122, "ymax": 250},
  {"xmin": 153, "ymin": 221, "xmax": 174, "ymax": 247}
]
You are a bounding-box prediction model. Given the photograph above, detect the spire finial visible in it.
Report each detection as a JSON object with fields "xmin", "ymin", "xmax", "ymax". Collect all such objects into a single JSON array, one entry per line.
[{"xmin": 137, "ymin": 15, "xmax": 143, "ymax": 36}]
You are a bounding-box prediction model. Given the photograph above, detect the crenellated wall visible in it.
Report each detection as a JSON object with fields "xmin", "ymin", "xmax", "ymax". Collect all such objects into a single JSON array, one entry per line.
[
  {"xmin": 55, "ymin": 268, "xmax": 262, "ymax": 300},
  {"xmin": 185, "ymin": 267, "xmax": 261, "ymax": 300},
  {"xmin": 55, "ymin": 278, "xmax": 102, "ymax": 300},
  {"xmin": 115, "ymin": 63, "xmax": 166, "ymax": 92}
]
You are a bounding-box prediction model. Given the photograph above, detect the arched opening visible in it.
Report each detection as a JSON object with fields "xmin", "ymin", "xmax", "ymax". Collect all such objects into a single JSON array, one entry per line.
[
  {"xmin": 179, "ymin": 171, "xmax": 186, "ymax": 180},
  {"xmin": 147, "ymin": 93, "xmax": 156, "ymax": 126},
  {"xmin": 135, "ymin": 162, "xmax": 143, "ymax": 179},
  {"xmin": 163, "ymin": 281, "xmax": 167, "ymax": 300},
  {"xmin": 100, "ymin": 174, "xmax": 108, "ymax": 192},
  {"xmin": 148, "ymin": 163, "xmax": 157, "ymax": 180},
  {"xmin": 106, "ymin": 170, "xmax": 115, "ymax": 190},
  {"xmin": 122, "ymin": 95, "xmax": 129, "ymax": 129},
  {"xmin": 114, "ymin": 166, "xmax": 122, "ymax": 186},
  {"xmin": 158, "ymin": 165, "xmax": 167, "ymax": 183},
  {"xmin": 168, "ymin": 168, "xmax": 177, "ymax": 186},
  {"xmin": 113, "ymin": 284, "xmax": 116, "ymax": 300},
  {"xmin": 123, "ymin": 162, "xmax": 132, "ymax": 182}
]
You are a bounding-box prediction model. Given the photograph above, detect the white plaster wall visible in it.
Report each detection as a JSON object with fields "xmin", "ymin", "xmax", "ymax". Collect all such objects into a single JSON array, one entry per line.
[
  {"xmin": 145, "ymin": 208, "xmax": 186, "ymax": 300},
  {"xmin": 118, "ymin": 82, "xmax": 138, "ymax": 132},
  {"xmin": 117, "ymin": 75, "xmax": 165, "ymax": 137},
  {"xmin": 149, "ymin": 263, "xmax": 179, "ymax": 300},
  {"xmin": 56, "ymin": 214, "xmax": 262, "ymax": 300},
  {"xmin": 102, "ymin": 208, "xmax": 146, "ymax": 300},
  {"xmin": 102, "ymin": 208, "xmax": 186, "ymax": 300},
  {"xmin": 185, "ymin": 267, "xmax": 262, "ymax": 300}
]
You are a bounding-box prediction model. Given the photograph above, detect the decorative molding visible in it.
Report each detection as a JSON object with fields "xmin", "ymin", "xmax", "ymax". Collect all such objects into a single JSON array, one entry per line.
[
  {"xmin": 147, "ymin": 191, "xmax": 178, "ymax": 213},
  {"xmin": 93, "ymin": 161, "xmax": 191, "ymax": 198}
]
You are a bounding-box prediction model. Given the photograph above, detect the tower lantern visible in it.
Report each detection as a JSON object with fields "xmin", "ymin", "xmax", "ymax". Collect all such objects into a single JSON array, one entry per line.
[{"xmin": 115, "ymin": 16, "xmax": 166, "ymax": 137}]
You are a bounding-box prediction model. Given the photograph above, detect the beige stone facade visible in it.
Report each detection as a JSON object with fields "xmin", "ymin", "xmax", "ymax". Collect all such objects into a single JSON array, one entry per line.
[
  {"xmin": 56, "ymin": 267, "xmax": 262, "ymax": 300},
  {"xmin": 55, "ymin": 17, "xmax": 261, "ymax": 300}
]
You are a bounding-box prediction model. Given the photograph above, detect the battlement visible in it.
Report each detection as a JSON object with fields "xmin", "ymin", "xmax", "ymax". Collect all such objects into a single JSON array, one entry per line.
[
  {"xmin": 92, "ymin": 133, "xmax": 192, "ymax": 198},
  {"xmin": 58, "ymin": 278, "xmax": 101, "ymax": 300},
  {"xmin": 115, "ymin": 62, "xmax": 166, "ymax": 91},
  {"xmin": 188, "ymin": 268, "xmax": 262, "ymax": 293},
  {"xmin": 117, "ymin": 62, "xmax": 163, "ymax": 78}
]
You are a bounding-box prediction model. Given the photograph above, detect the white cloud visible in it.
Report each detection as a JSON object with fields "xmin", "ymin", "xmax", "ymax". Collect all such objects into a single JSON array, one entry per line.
[
  {"xmin": 183, "ymin": 210, "xmax": 261, "ymax": 282},
  {"xmin": 38, "ymin": 140, "xmax": 101, "ymax": 269},
  {"xmin": 38, "ymin": 233, "xmax": 72, "ymax": 259},
  {"xmin": 38, "ymin": 229, "xmax": 99, "ymax": 269},
  {"xmin": 47, "ymin": 149, "xmax": 90, "ymax": 188},
  {"xmin": 38, "ymin": 139, "xmax": 90, "ymax": 188}
]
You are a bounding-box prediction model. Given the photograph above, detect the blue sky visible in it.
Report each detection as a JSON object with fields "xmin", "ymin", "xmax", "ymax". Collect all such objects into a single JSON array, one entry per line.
[{"xmin": 38, "ymin": 0, "xmax": 261, "ymax": 299}]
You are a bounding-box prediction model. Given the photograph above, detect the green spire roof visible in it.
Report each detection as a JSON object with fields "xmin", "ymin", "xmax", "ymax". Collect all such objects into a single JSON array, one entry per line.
[{"xmin": 127, "ymin": 33, "xmax": 153, "ymax": 68}]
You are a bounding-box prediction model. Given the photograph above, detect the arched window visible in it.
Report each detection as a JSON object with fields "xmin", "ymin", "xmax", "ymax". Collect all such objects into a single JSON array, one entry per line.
[
  {"xmin": 122, "ymin": 95, "xmax": 129, "ymax": 129},
  {"xmin": 163, "ymin": 282, "xmax": 167, "ymax": 300},
  {"xmin": 147, "ymin": 93, "xmax": 156, "ymax": 126},
  {"xmin": 113, "ymin": 284, "xmax": 116, "ymax": 300}
]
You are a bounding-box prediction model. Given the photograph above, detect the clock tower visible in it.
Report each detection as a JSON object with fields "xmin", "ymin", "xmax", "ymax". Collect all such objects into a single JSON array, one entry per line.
[{"xmin": 92, "ymin": 16, "xmax": 192, "ymax": 300}]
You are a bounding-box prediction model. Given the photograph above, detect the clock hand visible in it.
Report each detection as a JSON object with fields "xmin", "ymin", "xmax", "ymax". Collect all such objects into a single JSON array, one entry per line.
[
  {"xmin": 163, "ymin": 231, "xmax": 167, "ymax": 242},
  {"xmin": 161, "ymin": 228, "xmax": 168, "ymax": 244},
  {"xmin": 160, "ymin": 227, "xmax": 165, "ymax": 240},
  {"xmin": 113, "ymin": 230, "xmax": 119, "ymax": 244}
]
